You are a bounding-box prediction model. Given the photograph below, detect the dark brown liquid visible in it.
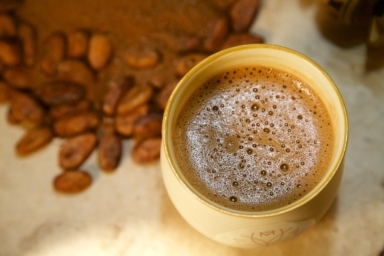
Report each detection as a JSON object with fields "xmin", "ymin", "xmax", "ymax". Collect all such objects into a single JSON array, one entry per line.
[{"xmin": 173, "ymin": 66, "xmax": 334, "ymax": 211}]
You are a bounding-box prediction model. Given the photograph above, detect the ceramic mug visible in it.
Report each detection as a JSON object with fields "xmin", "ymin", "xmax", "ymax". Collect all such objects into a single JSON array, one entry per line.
[{"xmin": 161, "ymin": 44, "xmax": 348, "ymax": 248}]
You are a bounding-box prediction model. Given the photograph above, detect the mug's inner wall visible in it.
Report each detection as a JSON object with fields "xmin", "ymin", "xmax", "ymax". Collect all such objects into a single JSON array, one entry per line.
[{"xmin": 166, "ymin": 45, "xmax": 347, "ymax": 214}]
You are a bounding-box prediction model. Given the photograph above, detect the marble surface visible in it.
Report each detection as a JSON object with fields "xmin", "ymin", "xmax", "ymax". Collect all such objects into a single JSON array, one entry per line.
[{"xmin": 1, "ymin": 0, "xmax": 384, "ymax": 255}]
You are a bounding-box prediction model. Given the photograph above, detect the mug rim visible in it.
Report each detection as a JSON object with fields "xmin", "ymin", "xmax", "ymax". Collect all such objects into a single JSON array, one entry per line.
[{"xmin": 162, "ymin": 44, "xmax": 349, "ymax": 218}]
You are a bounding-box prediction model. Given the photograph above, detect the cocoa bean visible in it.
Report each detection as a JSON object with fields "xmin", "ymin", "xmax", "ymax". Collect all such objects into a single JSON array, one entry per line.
[
  {"xmin": 16, "ymin": 126, "xmax": 53, "ymax": 156},
  {"xmin": 0, "ymin": 39, "xmax": 21, "ymax": 66},
  {"xmin": 175, "ymin": 35, "xmax": 201, "ymax": 52},
  {"xmin": 88, "ymin": 33, "xmax": 112, "ymax": 71},
  {"xmin": 175, "ymin": 53, "xmax": 207, "ymax": 77},
  {"xmin": 0, "ymin": 0, "xmax": 23, "ymax": 12},
  {"xmin": 40, "ymin": 32, "xmax": 66, "ymax": 75},
  {"xmin": 103, "ymin": 76, "xmax": 133, "ymax": 115},
  {"xmin": 220, "ymin": 33, "xmax": 264, "ymax": 50},
  {"xmin": 59, "ymin": 133, "xmax": 97, "ymax": 169},
  {"xmin": 152, "ymin": 32, "xmax": 201, "ymax": 53},
  {"xmin": 10, "ymin": 92, "xmax": 45, "ymax": 126},
  {"xmin": 117, "ymin": 83, "xmax": 153, "ymax": 115},
  {"xmin": 125, "ymin": 45, "xmax": 160, "ymax": 69},
  {"xmin": 133, "ymin": 113, "xmax": 162, "ymax": 140},
  {"xmin": 49, "ymin": 99, "xmax": 92, "ymax": 120},
  {"xmin": 115, "ymin": 104, "xmax": 149, "ymax": 136},
  {"xmin": 53, "ymin": 170, "xmax": 92, "ymax": 194},
  {"xmin": 98, "ymin": 132, "xmax": 122, "ymax": 172},
  {"xmin": 157, "ymin": 81, "xmax": 178, "ymax": 110},
  {"xmin": 131, "ymin": 137, "xmax": 162, "ymax": 164},
  {"xmin": 67, "ymin": 30, "xmax": 89, "ymax": 58},
  {"xmin": 229, "ymin": 0, "xmax": 260, "ymax": 32},
  {"xmin": 17, "ymin": 22, "xmax": 36, "ymax": 67},
  {"xmin": 148, "ymin": 74, "xmax": 165, "ymax": 89},
  {"xmin": 34, "ymin": 80, "xmax": 85, "ymax": 106},
  {"xmin": 203, "ymin": 17, "xmax": 229, "ymax": 52},
  {"xmin": 7, "ymin": 107, "xmax": 20, "ymax": 124},
  {"xmin": 212, "ymin": 0, "xmax": 237, "ymax": 10},
  {"xmin": 57, "ymin": 60, "xmax": 95, "ymax": 86},
  {"xmin": 3, "ymin": 66, "xmax": 31, "ymax": 89},
  {"xmin": 0, "ymin": 13, "xmax": 16, "ymax": 37},
  {"xmin": 0, "ymin": 81, "xmax": 13, "ymax": 103},
  {"xmin": 53, "ymin": 110, "xmax": 99, "ymax": 137},
  {"xmin": 97, "ymin": 117, "xmax": 115, "ymax": 137}
]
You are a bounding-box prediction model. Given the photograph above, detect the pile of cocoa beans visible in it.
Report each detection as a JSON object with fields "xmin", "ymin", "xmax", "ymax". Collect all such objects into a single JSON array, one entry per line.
[{"xmin": 0, "ymin": 0, "xmax": 264, "ymax": 194}]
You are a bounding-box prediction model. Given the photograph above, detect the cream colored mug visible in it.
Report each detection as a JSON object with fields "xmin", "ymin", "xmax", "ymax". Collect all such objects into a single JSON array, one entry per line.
[{"xmin": 161, "ymin": 44, "xmax": 348, "ymax": 248}]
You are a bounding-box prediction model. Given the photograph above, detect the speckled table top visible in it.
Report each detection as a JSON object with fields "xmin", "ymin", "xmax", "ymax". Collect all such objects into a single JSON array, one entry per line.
[{"xmin": 1, "ymin": 0, "xmax": 384, "ymax": 255}]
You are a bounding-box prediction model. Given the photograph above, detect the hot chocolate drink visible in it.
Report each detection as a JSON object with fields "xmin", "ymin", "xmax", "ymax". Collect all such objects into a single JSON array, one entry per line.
[{"xmin": 173, "ymin": 65, "xmax": 334, "ymax": 211}]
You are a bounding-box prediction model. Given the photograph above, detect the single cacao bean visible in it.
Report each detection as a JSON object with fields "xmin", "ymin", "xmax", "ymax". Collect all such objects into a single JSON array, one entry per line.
[
  {"xmin": 125, "ymin": 45, "xmax": 160, "ymax": 69},
  {"xmin": 67, "ymin": 30, "xmax": 89, "ymax": 58},
  {"xmin": 131, "ymin": 137, "xmax": 162, "ymax": 164},
  {"xmin": 88, "ymin": 33, "xmax": 112, "ymax": 71},
  {"xmin": 117, "ymin": 83, "xmax": 153, "ymax": 115},
  {"xmin": 149, "ymin": 74, "xmax": 166, "ymax": 89},
  {"xmin": 49, "ymin": 99, "xmax": 92, "ymax": 120},
  {"xmin": 175, "ymin": 53, "xmax": 207, "ymax": 77},
  {"xmin": 16, "ymin": 126, "xmax": 53, "ymax": 156},
  {"xmin": 10, "ymin": 92, "xmax": 45, "ymax": 125},
  {"xmin": 17, "ymin": 22, "xmax": 36, "ymax": 67},
  {"xmin": 53, "ymin": 170, "xmax": 92, "ymax": 194},
  {"xmin": 174, "ymin": 35, "xmax": 201, "ymax": 52},
  {"xmin": 57, "ymin": 60, "xmax": 95, "ymax": 87},
  {"xmin": 3, "ymin": 66, "xmax": 31, "ymax": 89},
  {"xmin": 0, "ymin": 39, "xmax": 21, "ymax": 66},
  {"xmin": 152, "ymin": 32, "xmax": 201, "ymax": 52},
  {"xmin": 133, "ymin": 113, "xmax": 162, "ymax": 140},
  {"xmin": 157, "ymin": 81, "xmax": 178, "ymax": 110},
  {"xmin": 212, "ymin": 0, "xmax": 237, "ymax": 10},
  {"xmin": 203, "ymin": 17, "xmax": 229, "ymax": 52},
  {"xmin": 7, "ymin": 107, "xmax": 20, "ymax": 124},
  {"xmin": 220, "ymin": 33, "xmax": 264, "ymax": 50},
  {"xmin": 229, "ymin": 0, "xmax": 260, "ymax": 32},
  {"xmin": 98, "ymin": 132, "xmax": 122, "ymax": 172},
  {"xmin": 40, "ymin": 32, "xmax": 66, "ymax": 75},
  {"xmin": 0, "ymin": 81, "xmax": 13, "ymax": 103},
  {"xmin": 97, "ymin": 117, "xmax": 115, "ymax": 137},
  {"xmin": 53, "ymin": 110, "xmax": 99, "ymax": 137},
  {"xmin": 59, "ymin": 132, "xmax": 97, "ymax": 169},
  {"xmin": 0, "ymin": 13, "xmax": 16, "ymax": 37},
  {"xmin": 34, "ymin": 80, "xmax": 85, "ymax": 106}
]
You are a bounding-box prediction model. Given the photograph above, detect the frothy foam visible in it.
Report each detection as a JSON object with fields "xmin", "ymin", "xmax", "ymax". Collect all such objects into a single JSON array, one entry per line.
[{"xmin": 173, "ymin": 66, "xmax": 334, "ymax": 211}]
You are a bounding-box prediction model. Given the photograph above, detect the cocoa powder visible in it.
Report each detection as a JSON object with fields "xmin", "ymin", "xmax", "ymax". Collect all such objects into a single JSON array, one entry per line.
[{"xmin": 0, "ymin": 0, "xmax": 264, "ymax": 193}]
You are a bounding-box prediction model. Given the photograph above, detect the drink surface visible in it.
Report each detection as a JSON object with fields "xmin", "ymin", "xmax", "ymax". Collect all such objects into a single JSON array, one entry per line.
[{"xmin": 173, "ymin": 66, "xmax": 334, "ymax": 211}]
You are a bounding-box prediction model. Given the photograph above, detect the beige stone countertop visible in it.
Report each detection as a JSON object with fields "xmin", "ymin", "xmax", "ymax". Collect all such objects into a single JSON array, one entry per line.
[{"xmin": 1, "ymin": 0, "xmax": 384, "ymax": 255}]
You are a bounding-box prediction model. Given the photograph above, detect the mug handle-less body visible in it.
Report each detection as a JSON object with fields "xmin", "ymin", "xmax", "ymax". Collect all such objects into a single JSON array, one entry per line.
[{"xmin": 161, "ymin": 45, "xmax": 348, "ymax": 248}]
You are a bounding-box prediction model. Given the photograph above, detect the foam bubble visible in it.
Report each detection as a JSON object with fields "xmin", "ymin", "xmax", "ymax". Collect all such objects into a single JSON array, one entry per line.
[{"xmin": 280, "ymin": 163, "xmax": 289, "ymax": 172}]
